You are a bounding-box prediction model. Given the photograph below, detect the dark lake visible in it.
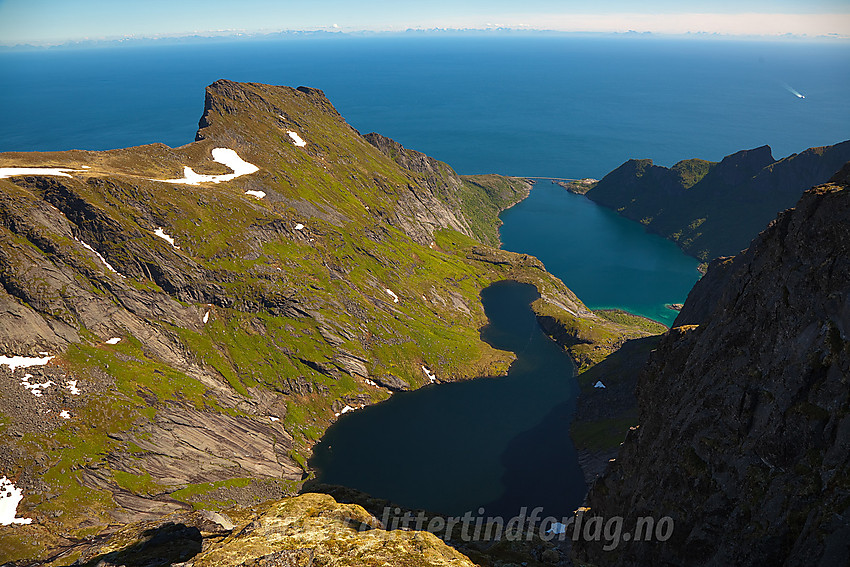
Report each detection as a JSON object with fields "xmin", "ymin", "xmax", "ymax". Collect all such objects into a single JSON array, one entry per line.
[{"xmin": 310, "ymin": 280, "xmax": 586, "ymax": 518}]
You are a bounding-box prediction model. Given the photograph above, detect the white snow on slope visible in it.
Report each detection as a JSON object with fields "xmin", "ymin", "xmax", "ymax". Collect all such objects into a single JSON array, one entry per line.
[
  {"xmin": 66, "ymin": 380, "xmax": 80, "ymax": 395},
  {"xmin": 154, "ymin": 228, "xmax": 179, "ymax": 248},
  {"xmin": 422, "ymin": 365, "xmax": 437, "ymax": 383},
  {"xmin": 287, "ymin": 131, "xmax": 307, "ymax": 147},
  {"xmin": 0, "ymin": 477, "xmax": 32, "ymax": 525},
  {"xmin": 0, "ymin": 355, "xmax": 54, "ymax": 373},
  {"xmin": 385, "ymin": 289, "xmax": 399, "ymax": 303},
  {"xmin": 334, "ymin": 404, "xmax": 365, "ymax": 417},
  {"xmin": 245, "ymin": 190, "xmax": 266, "ymax": 199},
  {"xmin": 154, "ymin": 148, "xmax": 259, "ymax": 185},
  {"xmin": 20, "ymin": 374, "xmax": 54, "ymax": 397},
  {"xmin": 105, "ymin": 337, "xmax": 121, "ymax": 345},
  {"xmin": 76, "ymin": 238, "xmax": 123, "ymax": 276},
  {"xmin": 0, "ymin": 167, "xmax": 84, "ymax": 179}
]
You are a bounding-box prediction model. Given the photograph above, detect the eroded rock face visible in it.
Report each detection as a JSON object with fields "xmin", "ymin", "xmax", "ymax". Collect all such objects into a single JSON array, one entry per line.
[{"xmin": 573, "ymin": 181, "xmax": 850, "ymax": 566}]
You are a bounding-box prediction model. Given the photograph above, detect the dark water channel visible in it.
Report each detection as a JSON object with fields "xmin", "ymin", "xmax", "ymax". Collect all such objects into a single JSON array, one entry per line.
[{"xmin": 310, "ymin": 280, "xmax": 586, "ymax": 518}]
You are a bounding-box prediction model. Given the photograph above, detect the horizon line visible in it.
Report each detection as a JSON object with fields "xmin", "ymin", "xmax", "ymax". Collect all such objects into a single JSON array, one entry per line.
[{"xmin": 3, "ymin": 26, "xmax": 849, "ymax": 50}]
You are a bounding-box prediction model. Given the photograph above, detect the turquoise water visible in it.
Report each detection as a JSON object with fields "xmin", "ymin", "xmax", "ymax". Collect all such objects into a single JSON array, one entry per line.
[
  {"xmin": 500, "ymin": 182, "xmax": 700, "ymax": 326},
  {"xmin": 310, "ymin": 281, "xmax": 586, "ymax": 518}
]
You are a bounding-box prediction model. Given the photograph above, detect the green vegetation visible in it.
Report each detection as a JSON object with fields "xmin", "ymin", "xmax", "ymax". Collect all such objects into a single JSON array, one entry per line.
[
  {"xmin": 595, "ymin": 309, "xmax": 668, "ymax": 334},
  {"xmin": 572, "ymin": 416, "xmax": 639, "ymax": 451},
  {"xmin": 458, "ymin": 174, "xmax": 530, "ymax": 246},
  {"xmin": 0, "ymin": 81, "xmax": 666, "ymax": 565},
  {"xmin": 569, "ymin": 334, "xmax": 664, "ymax": 452}
]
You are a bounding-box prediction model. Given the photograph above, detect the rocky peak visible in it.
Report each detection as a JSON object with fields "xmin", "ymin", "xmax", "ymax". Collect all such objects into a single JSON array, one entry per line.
[{"xmin": 711, "ymin": 144, "xmax": 775, "ymax": 184}]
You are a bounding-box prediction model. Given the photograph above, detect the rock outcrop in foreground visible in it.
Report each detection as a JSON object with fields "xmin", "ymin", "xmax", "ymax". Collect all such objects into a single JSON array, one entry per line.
[
  {"xmin": 573, "ymin": 167, "xmax": 850, "ymax": 566},
  {"xmin": 73, "ymin": 492, "xmax": 475, "ymax": 567}
]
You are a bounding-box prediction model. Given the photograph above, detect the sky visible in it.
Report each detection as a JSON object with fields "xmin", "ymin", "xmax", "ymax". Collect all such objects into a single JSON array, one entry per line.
[{"xmin": 0, "ymin": 0, "xmax": 848, "ymax": 45}]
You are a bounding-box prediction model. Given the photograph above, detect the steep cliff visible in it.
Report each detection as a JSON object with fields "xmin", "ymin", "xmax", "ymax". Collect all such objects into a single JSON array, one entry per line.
[
  {"xmin": 575, "ymin": 140, "xmax": 850, "ymax": 262},
  {"xmin": 0, "ymin": 81, "xmax": 651, "ymax": 565},
  {"xmin": 573, "ymin": 172, "xmax": 850, "ymax": 566}
]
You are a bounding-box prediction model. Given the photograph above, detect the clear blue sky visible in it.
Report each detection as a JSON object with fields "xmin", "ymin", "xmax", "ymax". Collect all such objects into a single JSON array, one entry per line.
[{"xmin": 0, "ymin": 0, "xmax": 848, "ymax": 45}]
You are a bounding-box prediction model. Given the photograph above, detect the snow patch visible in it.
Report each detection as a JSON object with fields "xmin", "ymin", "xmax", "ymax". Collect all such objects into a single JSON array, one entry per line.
[
  {"xmin": 245, "ymin": 190, "xmax": 266, "ymax": 199},
  {"xmin": 385, "ymin": 289, "xmax": 399, "ymax": 303},
  {"xmin": 0, "ymin": 477, "xmax": 32, "ymax": 525},
  {"xmin": 594, "ymin": 381, "xmax": 606, "ymax": 389},
  {"xmin": 75, "ymin": 238, "xmax": 123, "ymax": 276},
  {"xmin": 21, "ymin": 374, "xmax": 54, "ymax": 397},
  {"xmin": 269, "ymin": 416, "xmax": 280, "ymax": 422},
  {"xmin": 287, "ymin": 131, "xmax": 307, "ymax": 147},
  {"xmin": 334, "ymin": 404, "xmax": 364, "ymax": 417},
  {"xmin": 422, "ymin": 365, "xmax": 437, "ymax": 383},
  {"xmin": 0, "ymin": 355, "xmax": 54, "ymax": 373},
  {"xmin": 294, "ymin": 223, "xmax": 304, "ymax": 230},
  {"xmin": 154, "ymin": 148, "xmax": 259, "ymax": 185},
  {"xmin": 105, "ymin": 337, "xmax": 121, "ymax": 345},
  {"xmin": 0, "ymin": 167, "xmax": 84, "ymax": 179},
  {"xmin": 203, "ymin": 311, "xmax": 210, "ymax": 324},
  {"xmin": 364, "ymin": 378, "xmax": 377, "ymax": 387},
  {"xmin": 66, "ymin": 380, "xmax": 80, "ymax": 395},
  {"xmin": 59, "ymin": 410, "xmax": 71, "ymax": 419},
  {"xmin": 154, "ymin": 228, "xmax": 179, "ymax": 249}
]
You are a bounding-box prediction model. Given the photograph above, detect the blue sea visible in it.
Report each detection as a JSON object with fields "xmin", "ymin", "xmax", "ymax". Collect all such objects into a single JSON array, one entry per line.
[{"xmin": 1, "ymin": 36, "xmax": 848, "ymax": 179}]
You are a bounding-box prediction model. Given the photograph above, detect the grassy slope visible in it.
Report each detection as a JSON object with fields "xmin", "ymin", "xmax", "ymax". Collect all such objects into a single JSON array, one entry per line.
[{"xmin": 0, "ymin": 81, "xmax": 657, "ymax": 564}]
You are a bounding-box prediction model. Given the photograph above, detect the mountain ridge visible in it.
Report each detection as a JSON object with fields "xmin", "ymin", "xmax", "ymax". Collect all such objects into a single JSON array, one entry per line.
[
  {"xmin": 0, "ymin": 80, "xmax": 656, "ymax": 565},
  {"xmin": 567, "ymin": 140, "xmax": 850, "ymax": 263}
]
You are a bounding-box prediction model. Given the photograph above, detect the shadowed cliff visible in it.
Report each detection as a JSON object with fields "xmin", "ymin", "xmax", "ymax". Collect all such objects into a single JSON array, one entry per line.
[
  {"xmin": 571, "ymin": 140, "xmax": 850, "ymax": 263},
  {"xmin": 573, "ymin": 170, "xmax": 850, "ymax": 566}
]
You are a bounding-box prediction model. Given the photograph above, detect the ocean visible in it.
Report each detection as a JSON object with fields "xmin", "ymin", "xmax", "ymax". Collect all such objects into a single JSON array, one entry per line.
[{"xmin": 1, "ymin": 35, "xmax": 848, "ymax": 179}]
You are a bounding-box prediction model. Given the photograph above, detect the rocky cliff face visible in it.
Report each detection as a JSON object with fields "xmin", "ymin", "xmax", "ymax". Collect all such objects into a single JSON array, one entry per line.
[
  {"xmin": 0, "ymin": 80, "xmax": 650, "ymax": 565},
  {"xmin": 579, "ymin": 140, "xmax": 850, "ymax": 262},
  {"xmin": 573, "ymin": 173, "xmax": 850, "ymax": 566}
]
